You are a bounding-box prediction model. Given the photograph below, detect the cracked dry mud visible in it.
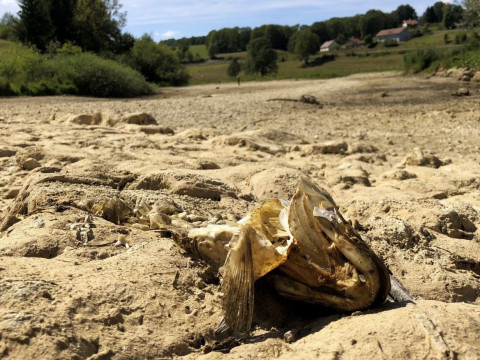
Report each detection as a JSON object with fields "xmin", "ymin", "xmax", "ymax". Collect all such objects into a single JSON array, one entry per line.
[{"xmin": 0, "ymin": 72, "xmax": 480, "ymax": 359}]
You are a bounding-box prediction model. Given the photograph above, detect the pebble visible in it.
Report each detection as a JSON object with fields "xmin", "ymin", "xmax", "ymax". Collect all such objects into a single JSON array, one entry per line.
[
  {"xmin": 22, "ymin": 158, "xmax": 41, "ymax": 170},
  {"xmin": 283, "ymin": 330, "xmax": 297, "ymax": 343}
]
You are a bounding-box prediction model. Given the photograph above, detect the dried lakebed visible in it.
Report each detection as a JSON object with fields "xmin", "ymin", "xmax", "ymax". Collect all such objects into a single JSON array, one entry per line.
[{"xmin": 0, "ymin": 72, "xmax": 479, "ymax": 359}]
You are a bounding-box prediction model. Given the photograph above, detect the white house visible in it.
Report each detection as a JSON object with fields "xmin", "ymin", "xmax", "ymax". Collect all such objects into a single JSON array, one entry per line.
[
  {"xmin": 376, "ymin": 27, "xmax": 411, "ymax": 43},
  {"xmin": 320, "ymin": 40, "xmax": 339, "ymax": 52}
]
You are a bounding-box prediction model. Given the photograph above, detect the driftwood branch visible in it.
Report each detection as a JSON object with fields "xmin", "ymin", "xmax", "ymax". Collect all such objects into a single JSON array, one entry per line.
[{"xmin": 267, "ymin": 95, "xmax": 323, "ymax": 107}]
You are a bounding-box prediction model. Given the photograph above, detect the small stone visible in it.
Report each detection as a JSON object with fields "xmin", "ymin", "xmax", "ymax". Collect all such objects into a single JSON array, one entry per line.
[
  {"xmin": 452, "ymin": 87, "xmax": 470, "ymax": 96},
  {"xmin": 302, "ymin": 140, "xmax": 348, "ymax": 155},
  {"xmin": 123, "ymin": 113, "xmax": 158, "ymax": 125},
  {"xmin": 239, "ymin": 193, "xmax": 255, "ymax": 202},
  {"xmin": 203, "ymin": 345, "xmax": 213, "ymax": 354},
  {"xmin": 70, "ymin": 114, "xmax": 94, "ymax": 125},
  {"xmin": 139, "ymin": 126, "xmax": 174, "ymax": 135},
  {"xmin": 283, "ymin": 330, "xmax": 297, "ymax": 343},
  {"xmin": 0, "ymin": 148, "xmax": 16, "ymax": 157},
  {"xmin": 404, "ymin": 148, "xmax": 443, "ymax": 168},
  {"xmin": 22, "ymin": 158, "xmax": 41, "ymax": 170},
  {"xmin": 198, "ymin": 161, "xmax": 220, "ymax": 170}
]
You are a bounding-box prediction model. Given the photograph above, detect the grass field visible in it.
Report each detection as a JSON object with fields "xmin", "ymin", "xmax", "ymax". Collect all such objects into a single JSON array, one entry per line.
[
  {"xmin": 0, "ymin": 39, "xmax": 14, "ymax": 49},
  {"xmin": 189, "ymin": 44, "xmax": 208, "ymax": 58},
  {"xmin": 187, "ymin": 52, "xmax": 404, "ymax": 84},
  {"xmin": 396, "ymin": 28, "xmax": 477, "ymax": 49},
  {"xmin": 187, "ymin": 28, "xmax": 480, "ymax": 85}
]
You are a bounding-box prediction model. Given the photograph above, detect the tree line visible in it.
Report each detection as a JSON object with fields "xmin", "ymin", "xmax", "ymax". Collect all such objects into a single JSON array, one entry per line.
[{"xmin": 163, "ymin": 2, "xmax": 467, "ymax": 60}]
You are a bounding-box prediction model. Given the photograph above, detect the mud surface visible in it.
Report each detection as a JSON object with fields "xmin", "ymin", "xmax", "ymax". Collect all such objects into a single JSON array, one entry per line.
[{"xmin": 0, "ymin": 72, "xmax": 479, "ymax": 359}]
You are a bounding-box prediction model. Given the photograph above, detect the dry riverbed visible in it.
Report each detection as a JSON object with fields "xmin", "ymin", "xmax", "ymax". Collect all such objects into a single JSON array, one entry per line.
[{"xmin": 0, "ymin": 72, "xmax": 479, "ymax": 359}]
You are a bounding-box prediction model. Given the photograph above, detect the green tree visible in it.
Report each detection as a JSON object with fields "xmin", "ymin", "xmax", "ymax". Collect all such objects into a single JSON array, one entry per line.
[
  {"xmin": 17, "ymin": 0, "xmax": 55, "ymax": 51},
  {"xmin": 392, "ymin": 4, "xmax": 418, "ymax": 26},
  {"xmin": 250, "ymin": 24, "xmax": 293, "ymax": 50},
  {"xmin": 206, "ymin": 27, "xmax": 251, "ymax": 58},
  {"xmin": 49, "ymin": 0, "xmax": 76, "ymax": 43},
  {"xmin": 311, "ymin": 21, "xmax": 329, "ymax": 43},
  {"xmin": 326, "ymin": 18, "xmax": 346, "ymax": 40},
  {"xmin": 421, "ymin": 6, "xmax": 437, "ymax": 24},
  {"xmin": 443, "ymin": 4, "xmax": 456, "ymax": 29},
  {"xmin": 185, "ymin": 49, "xmax": 194, "ymax": 63},
  {"xmin": 245, "ymin": 37, "xmax": 278, "ymax": 76},
  {"xmin": 0, "ymin": 12, "xmax": 17, "ymax": 41},
  {"xmin": 126, "ymin": 34, "xmax": 189, "ymax": 86},
  {"xmin": 360, "ymin": 10, "xmax": 391, "ymax": 39},
  {"xmin": 227, "ymin": 58, "xmax": 241, "ymax": 77},
  {"xmin": 461, "ymin": 0, "xmax": 480, "ymax": 27},
  {"xmin": 433, "ymin": 1, "xmax": 445, "ymax": 22},
  {"xmin": 293, "ymin": 29, "xmax": 319, "ymax": 64},
  {"xmin": 73, "ymin": 0, "xmax": 126, "ymax": 53}
]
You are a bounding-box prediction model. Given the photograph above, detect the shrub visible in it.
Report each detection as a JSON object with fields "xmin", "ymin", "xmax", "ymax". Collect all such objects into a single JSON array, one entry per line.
[
  {"xmin": 0, "ymin": 76, "xmax": 16, "ymax": 96},
  {"xmin": 52, "ymin": 52, "xmax": 153, "ymax": 97},
  {"xmin": 125, "ymin": 36, "xmax": 190, "ymax": 86},
  {"xmin": 0, "ymin": 43, "xmax": 153, "ymax": 97},
  {"xmin": 19, "ymin": 80, "xmax": 78, "ymax": 96},
  {"xmin": 455, "ymin": 32, "xmax": 468, "ymax": 44},
  {"xmin": 384, "ymin": 39, "xmax": 399, "ymax": 47},
  {"xmin": 227, "ymin": 58, "xmax": 241, "ymax": 77},
  {"xmin": 404, "ymin": 49, "xmax": 440, "ymax": 73}
]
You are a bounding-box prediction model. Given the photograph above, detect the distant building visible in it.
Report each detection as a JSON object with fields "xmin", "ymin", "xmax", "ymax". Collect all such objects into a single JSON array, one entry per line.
[
  {"xmin": 320, "ymin": 40, "xmax": 339, "ymax": 52},
  {"xmin": 402, "ymin": 19, "xmax": 419, "ymax": 28},
  {"xmin": 376, "ymin": 27, "xmax": 411, "ymax": 43},
  {"xmin": 345, "ymin": 37, "xmax": 363, "ymax": 49}
]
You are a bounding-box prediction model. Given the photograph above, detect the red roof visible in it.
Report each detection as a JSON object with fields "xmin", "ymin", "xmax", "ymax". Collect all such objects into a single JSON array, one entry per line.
[
  {"xmin": 403, "ymin": 19, "xmax": 418, "ymax": 25},
  {"xmin": 376, "ymin": 27, "xmax": 408, "ymax": 37},
  {"xmin": 320, "ymin": 40, "xmax": 337, "ymax": 49},
  {"xmin": 349, "ymin": 37, "xmax": 363, "ymax": 45}
]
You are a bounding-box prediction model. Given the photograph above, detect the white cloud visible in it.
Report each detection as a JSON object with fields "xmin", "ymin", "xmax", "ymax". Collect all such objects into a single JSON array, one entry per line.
[{"xmin": 161, "ymin": 30, "xmax": 180, "ymax": 38}]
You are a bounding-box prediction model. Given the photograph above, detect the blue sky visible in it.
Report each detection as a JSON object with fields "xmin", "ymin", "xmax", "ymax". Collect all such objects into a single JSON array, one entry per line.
[{"xmin": 1, "ymin": 1, "xmax": 440, "ymax": 40}]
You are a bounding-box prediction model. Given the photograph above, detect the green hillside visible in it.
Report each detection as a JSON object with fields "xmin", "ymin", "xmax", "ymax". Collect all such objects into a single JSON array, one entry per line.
[
  {"xmin": 189, "ymin": 44, "xmax": 208, "ymax": 58},
  {"xmin": 0, "ymin": 39, "xmax": 14, "ymax": 49},
  {"xmin": 187, "ymin": 52, "xmax": 404, "ymax": 85},
  {"xmin": 186, "ymin": 28, "xmax": 480, "ymax": 85}
]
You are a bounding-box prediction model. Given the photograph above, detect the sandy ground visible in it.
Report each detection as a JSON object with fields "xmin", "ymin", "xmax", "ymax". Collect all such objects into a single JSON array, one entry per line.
[{"xmin": 0, "ymin": 71, "xmax": 479, "ymax": 359}]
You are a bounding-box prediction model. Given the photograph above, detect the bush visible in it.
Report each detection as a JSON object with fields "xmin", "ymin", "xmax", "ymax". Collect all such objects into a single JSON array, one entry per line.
[
  {"xmin": 455, "ymin": 32, "xmax": 468, "ymax": 45},
  {"xmin": 0, "ymin": 76, "xmax": 17, "ymax": 96},
  {"xmin": 52, "ymin": 53, "xmax": 153, "ymax": 97},
  {"xmin": 124, "ymin": 36, "xmax": 190, "ymax": 86},
  {"xmin": 404, "ymin": 49, "xmax": 440, "ymax": 73},
  {"xmin": 227, "ymin": 58, "xmax": 241, "ymax": 77},
  {"xmin": 409, "ymin": 29, "xmax": 423, "ymax": 38},
  {"xmin": 0, "ymin": 43, "xmax": 153, "ymax": 97},
  {"xmin": 19, "ymin": 80, "xmax": 78, "ymax": 96},
  {"xmin": 384, "ymin": 39, "xmax": 399, "ymax": 47}
]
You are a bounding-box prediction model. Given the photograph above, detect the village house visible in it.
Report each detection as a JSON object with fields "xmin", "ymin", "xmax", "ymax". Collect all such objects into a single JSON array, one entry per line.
[
  {"xmin": 376, "ymin": 27, "xmax": 411, "ymax": 43},
  {"xmin": 402, "ymin": 19, "xmax": 419, "ymax": 28},
  {"xmin": 345, "ymin": 37, "xmax": 363, "ymax": 49},
  {"xmin": 320, "ymin": 40, "xmax": 339, "ymax": 52}
]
